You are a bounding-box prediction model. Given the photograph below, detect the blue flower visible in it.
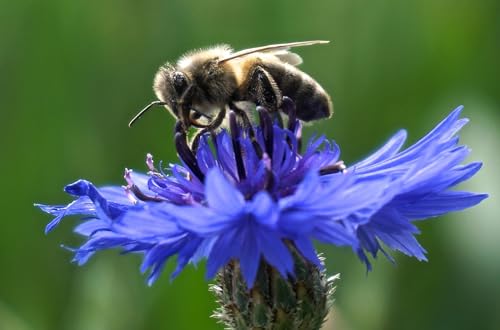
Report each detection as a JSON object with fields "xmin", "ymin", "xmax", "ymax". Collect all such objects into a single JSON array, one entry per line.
[{"xmin": 36, "ymin": 99, "xmax": 487, "ymax": 287}]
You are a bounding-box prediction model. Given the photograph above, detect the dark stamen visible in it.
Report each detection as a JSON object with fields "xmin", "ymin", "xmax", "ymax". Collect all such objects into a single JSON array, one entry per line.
[
  {"xmin": 130, "ymin": 185, "xmax": 164, "ymax": 202},
  {"xmin": 264, "ymin": 169, "xmax": 275, "ymax": 192},
  {"xmin": 274, "ymin": 111, "xmax": 284, "ymax": 129},
  {"xmin": 257, "ymin": 106, "xmax": 274, "ymax": 159},
  {"xmin": 261, "ymin": 153, "xmax": 275, "ymax": 192},
  {"xmin": 175, "ymin": 121, "xmax": 205, "ymax": 181},
  {"xmin": 210, "ymin": 130, "xmax": 218, "ymax": 149},
  {"xmin": 319, "ymin": 161, "xmax": 347, "ymax": 175},
  {"xmin": 230, "ymin": 103, "xmax": 263, "ymax": 158},
  {"xmin": 295, "ymin": 122, "xmax": 303, "ymax": 154},
  {"xmin": 229, "ymin": 111, "xmax": 246, "ymax": 180},
  {"xmin": 280, "ymin": 97, "xmax": 298, "ymax": 150},
  {"xmin": 282, "ymin": 96, "xmax": 297, "ymax": 132},
  {"xmin": 123, "ymin": 168, "xmax": 163, "ymax": 202},
  {"xmin": 281, "ymin": 97, "xmax": 303, "ymax": 152}
]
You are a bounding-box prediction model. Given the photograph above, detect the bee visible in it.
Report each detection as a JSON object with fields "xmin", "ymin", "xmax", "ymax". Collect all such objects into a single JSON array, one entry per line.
[{"xmin": 129, "ymin": 40, "xmax": 332, "ymax": 130}]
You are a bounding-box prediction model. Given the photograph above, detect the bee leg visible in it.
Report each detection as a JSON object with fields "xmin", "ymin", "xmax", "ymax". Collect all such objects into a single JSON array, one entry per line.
[
  {"xmin": 246, "ymin": 66, "xmax": 282, "ymax": 114},
  {"xmin": 229, "ymin": 102, "xmax": 251, "ymax": 129},
  {"xmin": 190, "ymin": 106, "xmax": 226, "ymax": 152}
]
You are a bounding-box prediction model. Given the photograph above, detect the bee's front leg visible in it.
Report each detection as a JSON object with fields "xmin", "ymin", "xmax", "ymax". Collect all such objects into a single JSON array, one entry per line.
[{"xmin": 190, "ymin": 106, "xmax": 226, "ymax": 151}]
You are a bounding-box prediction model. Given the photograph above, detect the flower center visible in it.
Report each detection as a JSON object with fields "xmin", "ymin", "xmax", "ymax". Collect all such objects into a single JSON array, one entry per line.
[{"xmin": 128, "ymin": 97, "xmax": 346, "ymax": 204}]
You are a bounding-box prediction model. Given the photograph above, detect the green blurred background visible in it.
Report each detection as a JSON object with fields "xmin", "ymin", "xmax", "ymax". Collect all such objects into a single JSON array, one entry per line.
[{"xmin": 1, "ymin": 0, "xmax": 498, "ymax": 329}]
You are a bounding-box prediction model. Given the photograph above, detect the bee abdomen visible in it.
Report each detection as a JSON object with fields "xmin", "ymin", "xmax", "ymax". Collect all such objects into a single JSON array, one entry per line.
[{"xmin": 265, "ymin": 64, "xmax": 332, "ymax": 122}]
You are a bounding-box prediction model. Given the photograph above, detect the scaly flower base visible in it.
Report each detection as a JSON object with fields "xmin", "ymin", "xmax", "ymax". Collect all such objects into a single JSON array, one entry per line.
[{"xmin": 212, "ymin": 244, "xmax": 338, "ymax": 330}]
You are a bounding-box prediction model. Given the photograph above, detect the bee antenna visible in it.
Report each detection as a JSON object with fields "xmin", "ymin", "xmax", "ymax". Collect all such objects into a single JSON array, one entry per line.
[{"xmin": 128, "ymin": 100, "xmax": 168, "ymax": 127}]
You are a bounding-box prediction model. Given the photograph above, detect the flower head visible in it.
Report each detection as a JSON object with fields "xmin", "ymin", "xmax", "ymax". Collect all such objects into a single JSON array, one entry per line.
[{"xmin": 37, "ymin": 99, "xmax": 487, "ymax": 287}]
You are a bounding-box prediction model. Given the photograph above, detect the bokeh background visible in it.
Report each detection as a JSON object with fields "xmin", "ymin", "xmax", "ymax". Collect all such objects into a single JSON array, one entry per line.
[{"xmin": 1, "ymin": 0, "xmax": 498, "ymax": 329}]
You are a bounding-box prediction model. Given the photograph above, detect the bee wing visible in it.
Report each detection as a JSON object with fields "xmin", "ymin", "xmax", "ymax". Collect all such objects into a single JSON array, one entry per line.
[
  {"xmin": 270, "ymin": 50, "xmax": 303, "ymax": 66},
  {"xmin": 218, "ymin": 40, "xmax": 329, "ymax": 64}
]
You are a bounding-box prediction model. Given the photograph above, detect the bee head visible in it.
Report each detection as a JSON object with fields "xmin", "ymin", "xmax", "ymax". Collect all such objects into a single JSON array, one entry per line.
[
  {"xmin": 170, "ymin": 71, "xmax": 195, "ymax": 125},
  {"xmin": 172, "ymin": 71, "xmax": 189, "ymax": 96},
  {"xmin": 152, "ymin": 65, "xmax": 192, "ymax": 118}
]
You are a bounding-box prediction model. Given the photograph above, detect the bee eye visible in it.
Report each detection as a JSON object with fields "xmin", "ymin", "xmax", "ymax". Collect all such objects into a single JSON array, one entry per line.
[
  {"xmin": 189, "ymin": 109, "xmax": 212, "ymax": 128},
  {"xmin": 172, "ymin": 71, "xmax": 188, "ymax": 94}
]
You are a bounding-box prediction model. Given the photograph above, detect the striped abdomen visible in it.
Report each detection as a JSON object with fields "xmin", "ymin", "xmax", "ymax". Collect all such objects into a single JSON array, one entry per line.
[{"xmin": 263, "ymin": 62, "xmax": 332, "ymax": 121}]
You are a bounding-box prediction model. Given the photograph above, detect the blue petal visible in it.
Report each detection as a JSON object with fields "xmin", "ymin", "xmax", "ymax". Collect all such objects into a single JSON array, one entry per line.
[
  {"xmin": 354, "ymin": 129, "xmax": 407, "ymax": 167},
  {"xmin": 258, "ymin": 229, "xmax": 294, "ymax": 279},
  {"xmin": 190, "ymin": 237, "xmax": 217, "ymax": 265},
  {"xmin": 165, "ymin": 203, "xmax": 237, "ymax": 236},
  {"xmin": 141, "ymin": 242, "xmax": 174, "ymax": 285},
  {"xmin": 249, "ymin": 191, "xmax": 278, "ymax": 227},
  {"xmin": 279, "ymin": 171, "xmax": 396, "ymax": 235},
  {"xmin": 402, "ymin": 106, "xmax": 463, "ymax": 154},
  {"xmin": 205, "ymin": 168, "xmax": 245, "ymax": 214},
  {"xmin": 398, "ymin": 191, "xmax": 488, "ymax": 219},
  {"xmin": 171, "ymin": 236, "xmax": 204, "ymax": 280},
  {"xmin": 37, "ymin": 198, "xmax": 95, "ymax": 234},
  {"xmin": 312, "ymin": 220, "xmax": 358, "ymax": 247},
  {"xmin": 293, "ymin": 237, "xmax": 323, "ymax": 269},
  {"xmin": 205, "ymin": 231, "xmax": 237, "ymax": 280},
  {"xmin": 64, "ymin": 180, "xmax": 126, "ymax": 221},
  {"xmin": 356, "ymin": 205, "xmax": 426, "ymax": 263},
  {"xmin": 354, "ymin": 107, "xmax": 466, "ymax": 176},
  {"xmin": 74, "ymin": 219, "xmax": 107, "ymax": 236},
  {"xmin": 238, "ymin": 225, "xmax": 261, "ymax": 288},
  {"xmin": 117, "ymin": 205, "xmax": 182, "ymax": 238},
  {"xmin": 37, "ymin": 183, "xmax": 133, "ymax": 234}
]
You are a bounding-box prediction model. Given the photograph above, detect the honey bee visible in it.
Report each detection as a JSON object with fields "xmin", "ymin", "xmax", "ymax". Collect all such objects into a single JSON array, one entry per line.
[{"xmin": 129, "ymin": 40, "xmax": 332, "ymax": 130}]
